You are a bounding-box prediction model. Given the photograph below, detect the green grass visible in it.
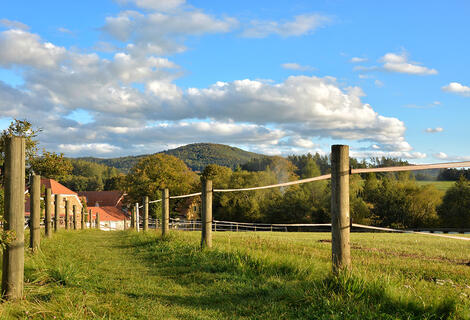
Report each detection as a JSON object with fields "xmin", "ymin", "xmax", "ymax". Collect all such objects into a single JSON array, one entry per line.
[
  {"xmin": 417, "ymin": 181, "xmax": 456, "ymax": 192},
  {"xmin": 1, "ymin": 230, "xmax": 469, "ymax": 319}
]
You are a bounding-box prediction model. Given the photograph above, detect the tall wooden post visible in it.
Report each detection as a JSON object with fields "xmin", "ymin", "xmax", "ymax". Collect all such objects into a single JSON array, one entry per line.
[
  {"xmin": 2, "ymin": 136, "xmax": 25, "ymax": 300},
  {"xmin": 143, "ymin": 196, "xmax": 149, "ymax": 231},
  {"xmin": 30, "ymin": 174, "xmax": 41, "ymax": 252},
  {"xmin": 161, "ymin": 189, "xmax": 169, "ymax": 237},
  {"xmin": 88, "ymin": 209, "xmax": 92, "ymax": 228},
  {"xmin": 201, "ymin": 180, "xmax": 212, "ymax": 248},
  {"xmin": 129, "ymin": 208, "xmax": 133, "ymax": 229},
  {"xmin": 331, "ymin": 145, "xmax": 351, "ymax": 273},
  {"xmin": 73, "ymin": 205, "xmax": 77, "ymax": 230},
  {"xmin": 135, "ymin": 203, "xmax": 140, "ymax": 232},
  {"xmin": 80, "ymin": 207, "xmax": 85, "ymax": 230},
  {"xmin": 96, "ymin": 212, "xmax": 100, "ymax": 230},
  {"xmin": 65, "ymin": 199, "xmax": 69, "ymax": 230},
  {"xmin": 54, "ymin": 194, "xmax": 60, "ymax": 232},
  {"xmin": 45, "ymin": 188, "xmax": 52, "ymax": 237}
]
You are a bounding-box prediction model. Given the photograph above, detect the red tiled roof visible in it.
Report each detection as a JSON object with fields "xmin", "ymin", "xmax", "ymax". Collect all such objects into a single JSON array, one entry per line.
[
  {"xmin": 88, "ymin": 206, "xmax": 127, "ymax": 222},
  {"xmin": 78, "ymin": 191, "xmax": 124, "ymax": 208},
  {"xmin": 42, "ymin": 178, "xmax": 77, "ymax": 195}
]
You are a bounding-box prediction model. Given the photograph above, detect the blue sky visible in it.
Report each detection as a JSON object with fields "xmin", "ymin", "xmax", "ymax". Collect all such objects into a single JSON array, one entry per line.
[{"xmin": 0, "ymin": 0, "xmax": 469, "ymax": 161}]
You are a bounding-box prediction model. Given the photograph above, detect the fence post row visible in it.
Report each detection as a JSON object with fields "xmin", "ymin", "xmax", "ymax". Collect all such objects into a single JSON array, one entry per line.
[
  {"xmin": 54, "ymin": 194, "xmax": 60, "ymax": 232},
  {"xmin": 330, "ymin": 145, "xmax": 351, "ymax": 274},
  {"xmin": 30, "ymin": 174, "xmax": 41, "ymax": 252},
  {"xmin": 73, "ymin": 205, "xmax": 77, "ymax": 230},
  {"xmin": 1, "ymin": 136, "xmax": 25, "ymax": 300},
  {"xmin": 162, "ymin": 189, "xmax": 169, "ymax": 237},
  {"xmin": 45, "ymin": 188, "xmax": 52, "ymax": 237},
  {"xmin": 201, "ymin": 179, "xmax": 213, "ymax": 249},
  {"xmin": 143, "ymin": 196, "xmax": 149, "ymax": 232}
]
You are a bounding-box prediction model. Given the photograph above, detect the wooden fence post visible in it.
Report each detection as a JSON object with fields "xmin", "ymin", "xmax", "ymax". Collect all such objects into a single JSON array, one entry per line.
[
  {"xmin": 65, "ymin": 199, "xmax": 69, "ymax": 230},
  {"xmin": 96, "ymin": 212, "xmax": 100, "ymax": 230},
  {"xmin": 162, "ymin": 189, "xmax": 169, "ymax": 237},
  {"xmin": 45, "ymin": 188, "xmax": 52, "ymax": 237},
  {"xmin": 135, "ymin": 203, "xmax": 140, "ymax": 232},
  {"xmin": 331, "ymin": 145, "xmax": 351, "ymax": 273},
  {"xmin": 123, "ymin": 218, "xmax": 127, "ymax": 230},
  {"xmin": 80, "ymin": 207, "xmax": 85, "ymax": 230},
  {"xmin": 54, "ymin": 194, "xmax": 60, "ymax": 232},
  {"xmin": 201, "ymin": 179, "xmax": 212, "ymax": 248},
  {"xmin": 88, "ymin": 209, "xmax": 92, "ymax": 228},
  {"xmin": 30, "ymin": 174, "xmax": 41, "ymax": 252},
  {"xmin": 73, "ymin": 205, "xmax": 77, "ymax": 230},
  {"xmin": 143, "ymin": 196, "xmax": 149, "ymax": 231},
  {"xmin": 2, "ymin": 136, "xmax": 25, "ymax": 300}
]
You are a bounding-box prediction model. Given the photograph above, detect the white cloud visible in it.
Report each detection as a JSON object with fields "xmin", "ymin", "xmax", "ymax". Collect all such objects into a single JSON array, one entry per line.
[
  {"xmin": 102, "ymin": 9, "xmax": 238, "ymax": 55},
  {"xmin": 432, "ymin": 152, "xmax": 470, "ymax": 161},
  {"xmin": 0, "ymin": 19, "xmax": 29, "ymax": 30},
  {"xmin": 281, "ymin": 62, "xmax": 315, "ymax": 71},
  {"xmin": 58, "ymin": 143, "xmax": 121, "ymax": 154},
  {"xmin": 380, "ymin": 52, "xmax": 437, "ymax": 75},
  {"xmin": 57, "ymin": 27, "xmax": 73, "ymax": 34},
  {"xmin": 425, "ymin": 127, "xmax": 443, "ymax": 133},
  {"xmin": 442, "ymin": 82, "xmax": 470, "ymax": 97},
  {"xmin": 116, "ymin": 0, "xmax": 186, "ymax": 11},
  {"xmin": 242, "ymin": 13, "xmax": 330, "ymax": 38},
  {"xmin": 350, "ymin": 57, "xmax": 367, "ymax": 63},
  {"xmin": 0, "ymin": 27, "xmax": 419, "ymax": 158},
  {"xmin": 351, "ymin": 150, "xmax": 427, "ymax": 160},
  {"xmin": 0, "ymin": 29, "xmax": 66, "ymax": 68},
  {"xmin": 374, "ymin": 80, "xmax": 384, "ymax": 87}
]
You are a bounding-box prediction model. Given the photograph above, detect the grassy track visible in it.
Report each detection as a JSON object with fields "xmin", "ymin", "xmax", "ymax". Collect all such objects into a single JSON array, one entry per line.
[{"xmin": 1, "ymin": 230, "xmax": 469, "ymax": 319}]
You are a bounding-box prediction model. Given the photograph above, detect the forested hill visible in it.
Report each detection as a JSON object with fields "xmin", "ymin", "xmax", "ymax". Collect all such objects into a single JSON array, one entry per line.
[
  {"xmin": 76, "ymin": 143, "xmax": 265, "ymax": 172},
  {"xmin": 162, "ymin": 143, "xmax": 264, "ymax": 171}
]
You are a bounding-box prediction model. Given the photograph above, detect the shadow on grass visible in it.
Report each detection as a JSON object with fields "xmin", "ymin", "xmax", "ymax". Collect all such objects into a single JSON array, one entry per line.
[{"xmin": 119, "ymin": 232, "xmax": 456, "ymax": 320}]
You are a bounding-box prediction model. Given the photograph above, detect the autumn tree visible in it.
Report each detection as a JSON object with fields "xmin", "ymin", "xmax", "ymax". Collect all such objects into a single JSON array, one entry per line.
[{"xmin": 125, "ymin": 154, "xmax": 198, "ymax": 217}]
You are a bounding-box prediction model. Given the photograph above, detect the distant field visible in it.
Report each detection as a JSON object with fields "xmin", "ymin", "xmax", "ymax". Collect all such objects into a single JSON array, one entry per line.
[
  {"xmin": 1, "ymin": 230, "xmax": 469, "ymax": 319},
  {"xmin": 417, "ymin": 180, "xmax": 455, "ymax": 192}
]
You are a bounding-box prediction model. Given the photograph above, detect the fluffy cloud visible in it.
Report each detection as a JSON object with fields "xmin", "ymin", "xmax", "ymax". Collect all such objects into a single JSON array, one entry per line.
[
  {"xmin": 380, "ymin": 52, "xmax": 437, "ymax": 75},
  {"xmin": 0, "ymin": 29, "xmax": 66, "ymax": 68},
  {"xmin": 281, "ymin": 62, "xmax": 315, "ymax": 71},
  {"xmin": 433, "ymin": 152, "xmax": 470, "ymax": 161},
  {"xmin": 442, "ymin": 82, "xmax": 470, "ymax": 97},
  {"xmin": 102, "ymin": 9, "xmax": 238, "ymax": 55},
  {"xmin": 425, "ymin": 127, "xmax": 443, "ymax": 133},
  {"xmin": 242, "ymin": 13, "xmax": 330, "ymax": 38},
  {"xmin": 0, "ymin": 25, "xmax": 420, "ymax": 158},
  {"xmin": 350, "ymin": 57, "xmax": 367, "ymax": 63},
  {"xmin": 0, "ymin": 19, "xmax": 29, "ymax": 30},
  {"xmin": 115, "ymin": 0, "xmax": 186, "ymax": 11}
]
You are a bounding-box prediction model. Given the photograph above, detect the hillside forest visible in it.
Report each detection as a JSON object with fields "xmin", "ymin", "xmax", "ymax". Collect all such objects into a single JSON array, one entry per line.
[{"xmin": 1, "ymin": 119, "xmax": 470, "ymax": 229}]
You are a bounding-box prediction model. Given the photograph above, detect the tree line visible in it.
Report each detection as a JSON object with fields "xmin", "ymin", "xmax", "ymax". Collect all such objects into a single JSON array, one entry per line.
[{"xmin": 2, "ymin": 119, "xmax": 470, "ymax": 231}]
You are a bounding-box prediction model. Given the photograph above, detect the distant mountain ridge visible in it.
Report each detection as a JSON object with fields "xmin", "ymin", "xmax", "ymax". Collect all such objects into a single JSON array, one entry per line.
[{"xmin": 75, "ymin": 143, "xmax": 265, "ymax": 173}]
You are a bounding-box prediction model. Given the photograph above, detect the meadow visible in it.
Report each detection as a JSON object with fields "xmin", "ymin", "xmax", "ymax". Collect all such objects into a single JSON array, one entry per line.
[
  {"xmin": 0, "ymin": 230, "xmax": 469, "ymax": 319},
  {"xmin": 416, "ymin": 181, "xmax": 455, "ymax": 192}
]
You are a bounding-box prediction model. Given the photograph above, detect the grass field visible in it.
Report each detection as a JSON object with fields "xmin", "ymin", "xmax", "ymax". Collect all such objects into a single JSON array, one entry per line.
[
  {"xmin": 417, "ymin": 181, "xmax": 456, "ymax": 192},
  {"xmin": 1, "ymin": 230, "xmax": 469, "ymax": 319}
]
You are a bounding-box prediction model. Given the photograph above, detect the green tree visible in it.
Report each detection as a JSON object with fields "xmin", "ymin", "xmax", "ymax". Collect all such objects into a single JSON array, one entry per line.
[
  {"xmin": 438, "ymin": 177, "xmax": 470, "ymax": 227},
  {"xmin": 30, "ymin": 150, "xmax": 73, "ymax": 179},
  {"xmin": 0, "ymin": 119, "xmax": 41, "ymax": 166},
  {"xmin": 125, "ymin": 154, "xmax": 198, "ymax": 216},
  {"xmin": 201, "ymin": 164, "xmax": 232, "ymax": 189}
]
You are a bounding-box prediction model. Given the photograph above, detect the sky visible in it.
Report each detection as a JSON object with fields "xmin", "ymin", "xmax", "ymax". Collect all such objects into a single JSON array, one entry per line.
[{"xmin": 0, "ymin": 0, "xmax": 469, "ymax": 162}]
